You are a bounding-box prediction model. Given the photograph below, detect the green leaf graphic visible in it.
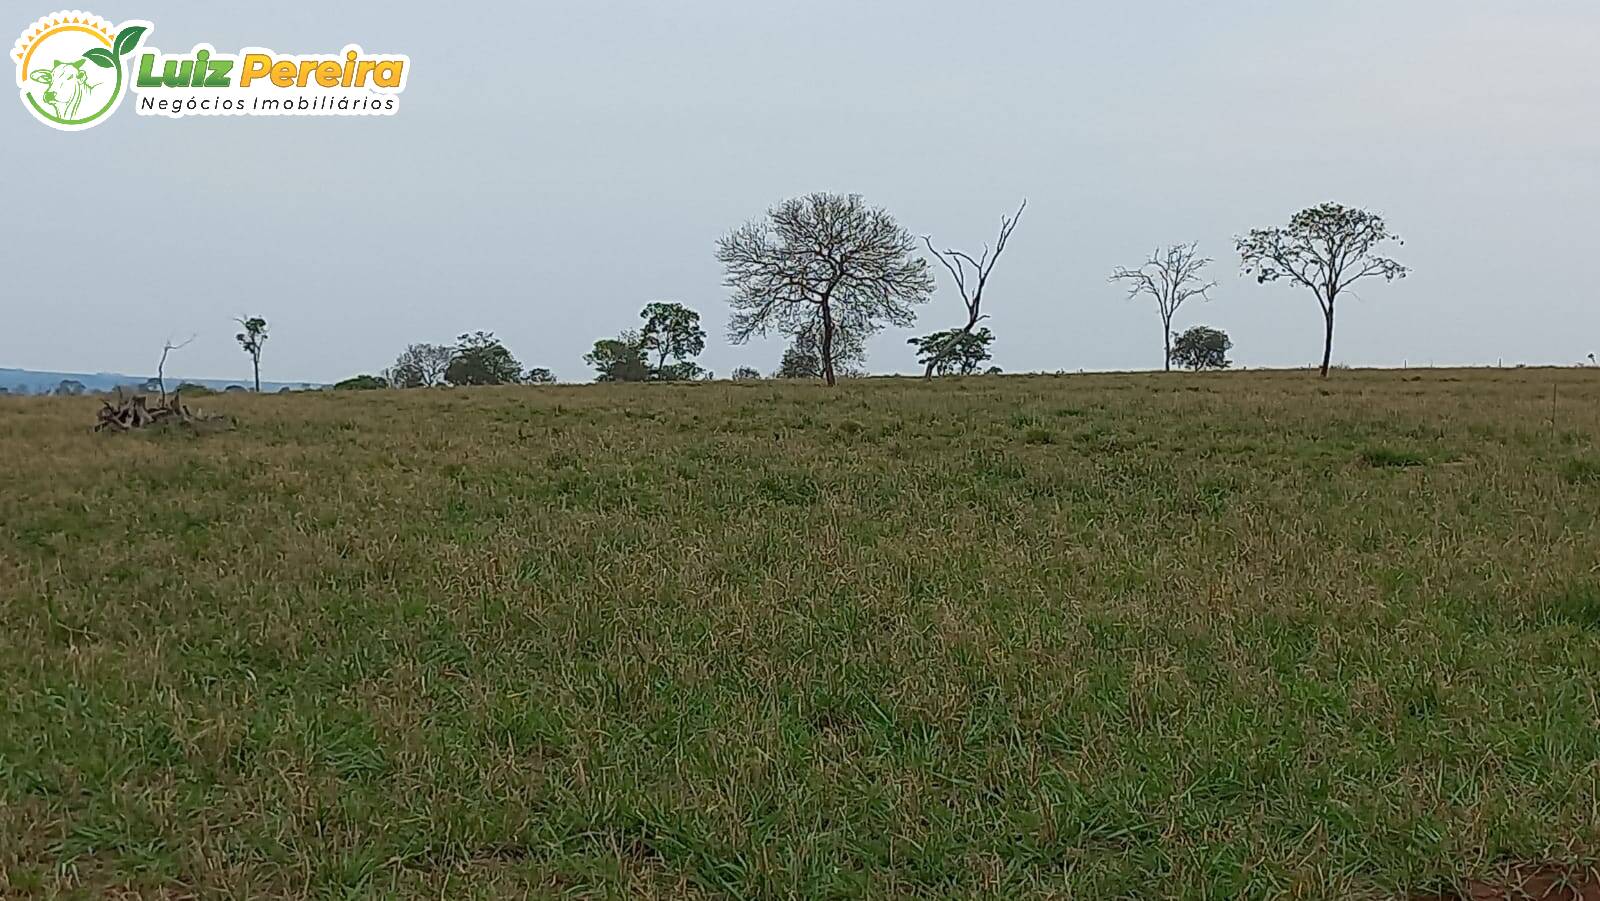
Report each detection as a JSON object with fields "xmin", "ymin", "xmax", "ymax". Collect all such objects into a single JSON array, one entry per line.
[
  {"xmin": 82, "ymin": 47, "xmax": 115, "ymax": 68},
  {"xmin": 114, "ymin": 25, "xmax": 147, "ymax": 57}
]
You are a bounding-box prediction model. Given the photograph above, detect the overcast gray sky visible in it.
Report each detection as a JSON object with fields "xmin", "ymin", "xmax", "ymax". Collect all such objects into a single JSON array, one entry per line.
[{"xmin": 3, "ymin": 0, "xmax": 1597, "ymax": 383}]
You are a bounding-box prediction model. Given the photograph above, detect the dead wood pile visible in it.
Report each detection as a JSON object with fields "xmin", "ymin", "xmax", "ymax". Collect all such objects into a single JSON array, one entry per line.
[{"xmin": 94, "ymin": 392, "xmax": 230, "ymax": 433}]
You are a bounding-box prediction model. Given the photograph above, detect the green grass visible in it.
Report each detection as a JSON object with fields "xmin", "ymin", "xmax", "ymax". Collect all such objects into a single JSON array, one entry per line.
[
  {"xmin": 1562, "ymin": 456, "xmax": 1600, "ymax": 485},
  {"xmin": 1358, "ymin": 445, "xmax": 1429, "ymax": 468},
  {"xmin": 2, "ymin": 369, "xmax": 1599, "ymax": 898}
]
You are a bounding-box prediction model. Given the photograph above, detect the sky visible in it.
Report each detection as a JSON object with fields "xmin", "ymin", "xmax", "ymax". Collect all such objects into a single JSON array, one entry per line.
[{"xmin": 3, "ymin": 0, "xmax": 1597, "ymax": 384}]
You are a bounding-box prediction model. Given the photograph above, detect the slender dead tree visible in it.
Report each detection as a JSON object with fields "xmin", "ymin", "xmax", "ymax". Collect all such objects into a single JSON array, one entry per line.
[
  {"xmin": 717, "ymin": 193, "xmax": 933, "ymax": 386},
  {"xmin": 156, "ymin": 333, "xmax": 196, "ymax": 400},
  {"xmin": 1238, "ymin": 203, "xmax": 1408, "ymax": 377},
  {"xmin": 917, "ymin": 200, "xmax": 1026, "ymax": 378},
  {"xmin": 1109, "ymin": 243, "xmax": 1217, "ymax": 372}
]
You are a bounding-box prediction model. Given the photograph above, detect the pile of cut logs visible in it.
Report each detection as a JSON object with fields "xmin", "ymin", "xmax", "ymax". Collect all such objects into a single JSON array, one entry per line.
[{"xmin": 94, "ymin": 392, "xmax": 228, "ymax": 433}]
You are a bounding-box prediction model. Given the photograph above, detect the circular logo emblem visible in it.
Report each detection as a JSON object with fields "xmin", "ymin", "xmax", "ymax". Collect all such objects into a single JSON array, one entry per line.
[{"xmin": 13, "ymin": 10, "xmax": 150, "ymax": 131}]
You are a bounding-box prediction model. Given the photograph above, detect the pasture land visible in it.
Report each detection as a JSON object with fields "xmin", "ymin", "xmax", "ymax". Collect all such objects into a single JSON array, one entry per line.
[{"xmin": 2, "ymin": 370, "xmax": 1599, "ymax": 898}]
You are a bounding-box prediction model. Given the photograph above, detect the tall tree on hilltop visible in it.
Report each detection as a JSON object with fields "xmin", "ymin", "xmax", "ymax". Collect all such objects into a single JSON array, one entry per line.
[
  {"xmin": 718, "ymin": 192, "xmax": 934, "ymax": 386},
  {"xmin": 444, "ymin": 331, "xmax": 525, "ymax": 386},
  {"xmin": 234, "ymin": 317, "xmax": 268, "ymax": 392},
  {"xmin": 1237, "ymin": 203, "xmax": 1408, "ymax": 377},
  {"xmin": 639, "ymin": 302, "xmax": 706, "ymax": 380}
]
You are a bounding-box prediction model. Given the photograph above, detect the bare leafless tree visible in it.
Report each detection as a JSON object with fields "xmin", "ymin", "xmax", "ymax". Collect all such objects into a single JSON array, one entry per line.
[
  {"xmin": 390, "ymin": 343, "xmax": 455, "ymax": 388},
  {"xmin": 156, "ymin": 334, "xmax": 196, "ymax": 400},
  {"xmin": 717, "ymin": 193, "xmax": 934, "ymax": 386},
  {"xmin": 1110, "ymin": 243, "xmax": 1216, "ymax": 372},
  {"xmin": 918, "ymin": 200, "xmax": 1026, "ymax": 378},
  {"xmin": 1238, "ymin": 203, "xmax": 1408, "ymax": 377}
]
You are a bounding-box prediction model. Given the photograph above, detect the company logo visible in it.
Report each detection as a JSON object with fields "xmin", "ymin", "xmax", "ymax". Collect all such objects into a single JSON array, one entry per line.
[
  {"xmin": 14, "ymin": 10, "xmax": 409, "ymax": 131},
  {"xmin": 13, "ymin": 11, "xmax": 147, "ymax": 130}
]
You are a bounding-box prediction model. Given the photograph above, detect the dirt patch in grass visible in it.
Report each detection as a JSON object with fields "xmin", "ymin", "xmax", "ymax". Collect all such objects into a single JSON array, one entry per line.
[{"xmin": 1414, "ymin": 864, "xmax": 1600, "ymax": 900}]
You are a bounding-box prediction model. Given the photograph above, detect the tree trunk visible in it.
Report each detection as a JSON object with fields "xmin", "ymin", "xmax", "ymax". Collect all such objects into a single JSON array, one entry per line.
[
  {"xmin": 253, "ymin": 357, "xmax": 261, "ymax": 393},
  {"xmin": 1319, "ymin": 306, "xmax": 1335, "ymax": 378},
  {"xmin": 922, "ymin": 321, "xmax": 975, "ymax": 380},
  {"xmin": 820, "ymin": 303, "xmax": 837, "ymax": 387},
  {"xmin": 1162, "ymin": 317, "xmax": 1172, "ymax": 373}
]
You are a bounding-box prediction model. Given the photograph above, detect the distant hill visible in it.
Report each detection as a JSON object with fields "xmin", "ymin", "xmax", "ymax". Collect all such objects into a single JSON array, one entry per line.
[{"xmin": 0, "ymin": 368, "xmax": 319, "ymax": 395}]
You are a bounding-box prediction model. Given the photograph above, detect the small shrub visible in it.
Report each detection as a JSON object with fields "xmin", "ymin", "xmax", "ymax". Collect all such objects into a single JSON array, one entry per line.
[
  {"xmin": 1023, "ymin": 427, "xmax": 1056, "ymax": 446},
  {"xmin": 1560, "ymin": 457, "xmax": 1600, "ymax": 485},
  {"xmin": 1359, "ymin": 446, "xmax": 1426, "ymax": 468},
  {"xmin": 1548, "ymin": 585, "xmax": 1600, "ymax": 631},
  {"xmin": 1010, "ymin": 413, "xmax": 1046, "ymax": 430},
  {"xmin": 756, "ymin": 472, "xmax": 820, "ymax": 506}
]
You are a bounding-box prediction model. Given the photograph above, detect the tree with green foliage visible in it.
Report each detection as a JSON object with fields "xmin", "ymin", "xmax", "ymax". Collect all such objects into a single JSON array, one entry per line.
[
  {"xmin": 585, "ymin": 331, "xmax": 651, "ymax": 382},
  {"xmin": 909, "ymin": 327, "xmax": 994, "ymax": 376},
  {"xmin": 444, "ymin": 331, "xmax": 525, "ymax": 386},
  {"xmin": 1169, "ymin": 326, "xmax": 1233, "ymax": 371},
  {"xmin": 732, "ymin": 367, "xmax": 762, "ymax": 381},
  {"xmin": 334, "ymin": 374, "xmax": 389, "ymax": 390},
  {"xmin": 234, "ymin": 316, "xmax": 268, "ymax": 392},
  {"xmin": 1238, "ymin": 203, "xmax": 1408, "ymax": 377},
  {"xmin": 657, "ymin": 361, "xmax": 706, "ymax": 381},
  {"xmin": 524, "ymin": 367, "xmax": 557, "ymax": 384},
  {"xmin": 718, "ymin": 192, "xmax": 933, "ymax": 386},
  {"xmin": 639, "ymin": 302, "xmax": 706, "ymax": 379}
]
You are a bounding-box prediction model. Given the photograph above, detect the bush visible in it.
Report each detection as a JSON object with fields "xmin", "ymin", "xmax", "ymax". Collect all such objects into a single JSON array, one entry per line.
[
  {"xmin": 1359, "ymin": 446, "xmax": 1426, "ymax": 468},
  {"xmin": 1561, "ymin": 457, "xmax": 1600, "ymax": 485},
  {"xmin": 334, "ymin": 375, "xmax": 389, "ymax": 391},
  {"xmin": 1170, "ymin": 326, "xmax": 1232, "ymax": 371}
]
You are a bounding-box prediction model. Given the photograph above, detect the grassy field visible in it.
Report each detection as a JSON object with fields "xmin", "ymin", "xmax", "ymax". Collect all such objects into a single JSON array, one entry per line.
[{"xmin": 2, "ymin": 370, "xmax": 1599, "ymax": 899}]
